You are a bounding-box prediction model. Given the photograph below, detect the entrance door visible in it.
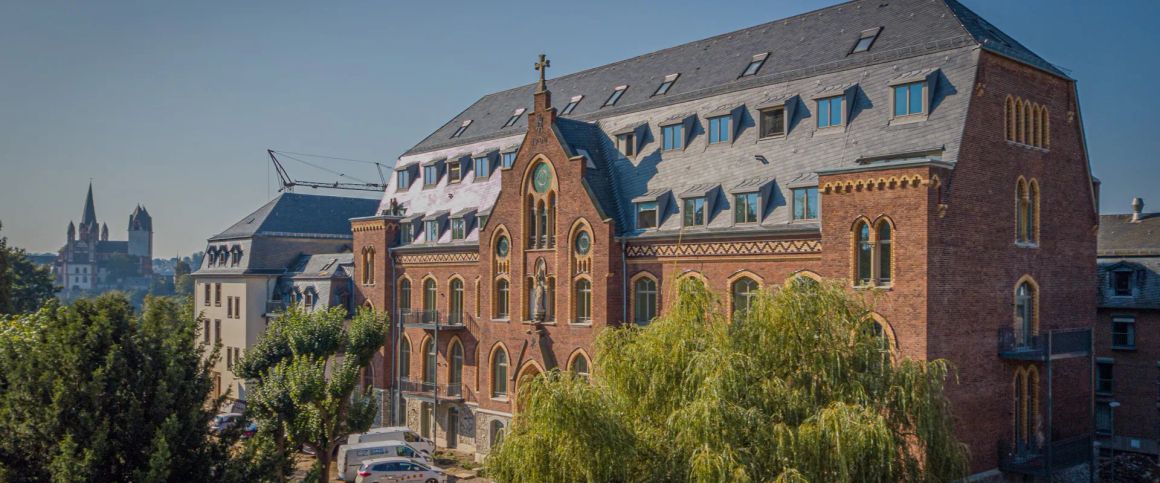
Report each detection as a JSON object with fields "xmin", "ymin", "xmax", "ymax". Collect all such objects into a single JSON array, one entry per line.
[{"xmin": 446, "ymin": 408, "xmax": 459, "ymax": 449}]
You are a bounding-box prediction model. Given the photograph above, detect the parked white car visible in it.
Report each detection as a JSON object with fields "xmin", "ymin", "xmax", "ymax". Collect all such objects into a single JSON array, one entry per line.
[
  {"xmin": 346, "ymin": 427, "xmax": 434, "ymax": 454},
  {"xmin": 353, "ymin": 457, "xmax": 446, "ymax": 483},
  {"xmin": 336, "ymin": 440, "xmax": 431, "ymax": 481}
]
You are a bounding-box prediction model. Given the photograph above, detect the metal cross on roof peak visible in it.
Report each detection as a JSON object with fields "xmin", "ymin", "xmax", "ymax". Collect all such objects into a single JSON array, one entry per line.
[{"xmin": 535, "ymin": 53, "xmax": 550, "ymax": 92}]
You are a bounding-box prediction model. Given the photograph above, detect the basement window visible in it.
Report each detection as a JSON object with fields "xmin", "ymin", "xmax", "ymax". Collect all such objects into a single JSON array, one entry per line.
[
  {"xmin": 740, "ymin": 52, "xmax": 769, "ymax": 77},
  {"xmin": 502, "ymin": 108, "xmax": 526, "ymax": 128},
  {"xmin": 604, "ymin": 85, "xmax": 628, "ymax": 107}
]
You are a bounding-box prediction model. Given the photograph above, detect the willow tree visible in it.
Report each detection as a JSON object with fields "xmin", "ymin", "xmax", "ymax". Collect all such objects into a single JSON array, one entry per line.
[{"xmin": 487, "ymin": 278, "xmax": 968, "ymax": 482}]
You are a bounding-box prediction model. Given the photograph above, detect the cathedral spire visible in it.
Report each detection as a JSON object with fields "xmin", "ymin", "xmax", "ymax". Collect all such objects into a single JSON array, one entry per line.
[{"xmin": 81, "ymin": 182, "xmax": 97, "ymax": 227}]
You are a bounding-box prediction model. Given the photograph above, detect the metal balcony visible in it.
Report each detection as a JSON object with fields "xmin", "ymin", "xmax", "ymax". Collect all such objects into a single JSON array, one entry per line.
[
  {"xmin": 400, "ymin": 310, "xmax": 466, "ymax": 331},
  {"xmin": 999, "ymin": 435, "xmax": 1092, "ymax": 476},
  {"xmin": 997, "ymin": 327, "xmax": 1091, "ymax": 361},
  {"xmin": 398, "ymin": 378, "xmax": 468, "ymax": 403}
]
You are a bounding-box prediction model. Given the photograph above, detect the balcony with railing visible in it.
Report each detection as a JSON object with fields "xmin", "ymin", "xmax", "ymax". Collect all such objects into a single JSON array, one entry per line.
[
  {"xmin": 999, "ymin": 435, "xmax": 1092, "ymax": 476},
  {"xmin": 398, "ymin": 378, "xmax": 472, "ymax": 403},
  {"xmin": 997, "ymin": 327, "xmax": 1092, "ymax": 361},
  {"xmin": 400, "ymin": 310, "xmax": 466, "ymax": 331}
]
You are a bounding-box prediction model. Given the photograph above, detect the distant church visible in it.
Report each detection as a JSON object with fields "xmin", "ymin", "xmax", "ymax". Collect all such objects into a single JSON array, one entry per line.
[{"xmin": 55, "ymin": 183, "xmax": 153, "ymax": 293}]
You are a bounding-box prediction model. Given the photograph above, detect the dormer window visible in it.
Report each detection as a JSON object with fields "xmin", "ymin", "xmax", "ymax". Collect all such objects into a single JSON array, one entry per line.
[
  {"xmin": 893, "ymin": 81, "xmax": 926, "ymax": 117},
  {"xmin": 1112, "ymin": 270, "xmax": 1134, "ymax": 297},
  {"xmin": 708, "ymin": 115, "xmax": 732, "ymax": 144},
  {"xmin": 817, "ymin": 96, "xmax": 844, "ymax": 128},
  {"xmin": 604, "ymin": 85, "xmax": 627, "ymax": 107},
  {"xmin": 740, "ymin": 52, "xmax": 769, "ymax": 77},
  {"xmin": 423, "ymin": 165, "xmax": 439, "ymax": 187},
  {"xmin": 850, "ymin": 27, "xmax": 881, "ymax": 54},
  {"xmin": 682, "ymin": 197, "xmax": 706, "ymax": 227},
  {"xmin": 448, "ymin": 160, "xmax": 463, "ymax": 183},
  {"xmin": 503, "ymin": 108, "xmax": 526, "ymax": 128},
  {"xmin": 662, "ymin": 123, "xmax": 684, "ymax": 151},
  {"xmin": 501, "ymin": 151, "xmax": 517, "ymax": 169},
  {"xmin": 425, "ymin": 220, "xmax": 440, "ymax": 243},
  {"xmin": 760, "ymin": 106, "xmax": 786, "ymax": 138},
  {"xmin": 561, "ymin": 95, "xmax": 583, "ymax": 115},
  {"xmin": 401, "ymin": 224, "xmax": 415, "ymax": 244},
  {"xmin": 451, "ymin": 120, "xmax": 472, "ymax": 138},
  {"xmin": 734, "ymin": 192, "xmax": 760, "ymax": 224},
  {"xmin": 474, "ymin": 156, "xmax": 491, "ymax": 179},
  {"xmin": 653, "ymin": 74, "xmax": 679, "ymax": 96},
  {"xmin": 616, "ymin": 132, "xmax": 636, "ymax": 157},
  {"xmin": 636, "ymin": 202, "xmax": 658, "ymax": 229},
  {"xmin": 792, "ymin": 187, "xmax": 819, "ymax": 220},
  {"xmin": 397, "ymin": 169, "xmax": 413, "ymax": 190},
  {"xmin": 451, "ymin": 218, "xmax": 466, "ymax": 240}
]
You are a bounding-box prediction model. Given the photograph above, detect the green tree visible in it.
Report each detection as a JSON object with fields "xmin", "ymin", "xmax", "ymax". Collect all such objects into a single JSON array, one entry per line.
[
  {"xmin": 487, "ymin": 278, "xmax": 969, "ymax": 483},
  {"xmin": 173, "ymin": 259, "xmax": 193, "ymax": 295},
  {"xmin": 0, "ymin": 293, "xmax": 235, "ymax": 482},
  {"xmin": 0, "ymin": 221, "xmax": 58, "ymax": 315},
  {"xmin": 236, "ymin": 306, "xmax": 387, "ymax": 482}
]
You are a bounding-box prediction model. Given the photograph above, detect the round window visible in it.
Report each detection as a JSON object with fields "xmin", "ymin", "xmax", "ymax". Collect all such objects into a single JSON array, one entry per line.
[
  {"xmin": 532, "ymin": 163, "xmax": 552, "ymax": 193},
  {"xmin": 496, "ymin": 236, "xmax": 509, "ymax": 257},
  {"xmin": 575, "ymin": 231, "xmax": 591, "ymax": 255}
]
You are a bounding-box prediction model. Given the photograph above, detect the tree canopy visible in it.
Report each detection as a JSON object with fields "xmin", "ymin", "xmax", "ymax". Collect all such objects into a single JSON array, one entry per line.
[
  {"xmin": 0, "ymin": 293, "xmax": 232, "ymax": 482},
  {"xmin": 487, "ymin": 278, "xmax": 969, "ymax": 483},
  {"xmin": 235, "ymin": 306, "xmax": 387, "ymax": 482},
  {"xmin": 0, "ymin": 221, "xmax": 56, "ymax": 315}
]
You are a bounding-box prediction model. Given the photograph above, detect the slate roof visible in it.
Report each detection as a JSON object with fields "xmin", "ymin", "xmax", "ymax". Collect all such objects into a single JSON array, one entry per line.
[
  {"xmin": 286, "ymin": 253, "xmax": 354, "ymax": 279},
  {"xmin": 404, "ymin": 0, "xmax": 1062, "ymax": 156},
  {"xmin": 210, "ymin": 192, "xmax": 380, "ymax": 241},
  {"xmin": 1098, "ymin": 213, "xmax": 1160, "ymax": 257},
  {"xmin": 383, "ymin": 0, "xmax": 1063, "ymax": 240}
]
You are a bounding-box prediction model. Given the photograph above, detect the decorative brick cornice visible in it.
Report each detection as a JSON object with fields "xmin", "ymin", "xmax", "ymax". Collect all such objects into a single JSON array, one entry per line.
[
  {"xmin": 396, "ymin": 251, "xmax": 480, "ymax": 265},
  {"xmin": 626, "ymin": 239, "xmax": 821, "ymax": 258},
  {"xmin": 822, "ymin": 175, "xmax": 933, "ymax": 194}
]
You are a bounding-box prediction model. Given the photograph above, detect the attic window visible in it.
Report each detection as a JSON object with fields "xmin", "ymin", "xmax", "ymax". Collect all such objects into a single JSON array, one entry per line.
[
  {"xmin": 503, "ymin": 108, "xmax": 526, "ymax": 128},
  {"xmin": 451, "ymin": 120, "xmax": 472, "ymax": 138},
  {"xmin": 653, "ymin": 74, "xmax": 679, "ymax": 96},
  {"xmin": 851, "ymin": 27, "xmax": 882, "ymax": 54},
  {"xmin": 604, "ymin": 85, "xmax": 628, "ymax": 107},
  {"xmin": 561, "ymin": 95, "xmax": 583, "ymax": 115},
  {"xmin": 741, "ymin": 53, "xmax": 769, "ymax": 77}
]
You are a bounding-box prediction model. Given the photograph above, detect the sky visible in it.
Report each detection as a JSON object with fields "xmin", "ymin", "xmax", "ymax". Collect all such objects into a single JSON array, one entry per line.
[{"xmin": 0, "ymin": 0, "xmax": 1156, "ymax": 257}]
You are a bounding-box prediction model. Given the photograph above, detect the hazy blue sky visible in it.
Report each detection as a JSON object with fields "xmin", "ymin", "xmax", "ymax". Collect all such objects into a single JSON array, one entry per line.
[{"xmin": 1, "ymin": 0, "xmax": 1156, "ymax": 256}]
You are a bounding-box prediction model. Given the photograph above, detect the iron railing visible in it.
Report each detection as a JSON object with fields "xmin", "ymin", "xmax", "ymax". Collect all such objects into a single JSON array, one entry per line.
[
  {"xmin": 398, "ymin": 378, "xmax": 469, "ymax": 402},
  {"xmin": 399, "ymin": 310, "xmax": 466, "ymax": 329},
  {"xmin": 997, "ymin": 327, "xmax": 1091, "ymax": 360},
  {"xmin": 998, "ymin": 435, "xmax": 1092, "ymax": 476}
]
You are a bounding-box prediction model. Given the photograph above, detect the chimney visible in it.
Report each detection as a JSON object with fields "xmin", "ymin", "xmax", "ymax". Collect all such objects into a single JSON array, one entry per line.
[{"xmin": 1131, "ymin": 197, "xmax": 1144, "ymax": 222}]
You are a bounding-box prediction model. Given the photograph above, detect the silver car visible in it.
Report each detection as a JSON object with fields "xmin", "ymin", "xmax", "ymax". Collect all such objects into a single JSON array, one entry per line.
[{"xmin": 353, "ymin": 456, "xmax": 447, "ymax": 483}]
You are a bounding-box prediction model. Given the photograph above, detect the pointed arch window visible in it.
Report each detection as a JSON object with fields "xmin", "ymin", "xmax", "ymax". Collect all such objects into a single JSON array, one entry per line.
[
  {"xmin": 449, "ymin": 278, "xmax": 464, "ymax": 325},
  {"xmin": 422, "ymin": 338, "xmax": 436, "ymax": 386},
  {"xmin": 1016, "ymin": 179, "xmax": 1039, "ymax": 245},
  {"xmin": 398, "ymin": 279, "xmax": 412, "ymax": 316},
  {"xmin": 362, "ymin": 247, "xmax": 376, "ymax": 285},
  {"xmin": 731, "ymin": 277, "xmax": 759, "ymax": 320},
  {"xmin": 853, "ymin": 218, "xmax": 893, "ymax": 287},
  {"xmin": 1013, "ymin": 366, "xmax": 1040, "ymax": 454},
  {"xmin": 633, "ymin": 276, "xmax": 658, "ymax": 325},
  {"xmin": 423, "ymin": 279, "xmax": 437, "ymax": 323},
  {"xmin": 525, "ymin": 162, "xmax": 556, "ymax": 249},
  {"xmin": 399, "ymin": 337, "xmax": 411, "ymax": 379},
  {"xmin": 492, "ymin": 347, "xmax": 509, "ymax": 398},
  {"xmin": 574, "ymin": 279, "xmax": 592, "ymax": 324},
  {"xmin": 1014, "ymin": 280, "xmax": 1037, "ymax": 347},
  {"xmin": 570, "ymin": 353, "xmax": 590, "ymax": 382},
  {"xmin": 449, "ymin": 340, "xmax": 463, "ymax": 397}
]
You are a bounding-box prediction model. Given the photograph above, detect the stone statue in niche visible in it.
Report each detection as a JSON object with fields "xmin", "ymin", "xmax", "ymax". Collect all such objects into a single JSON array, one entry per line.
[{"xmin": 531, "ymin": 259, "xmax": 548, "ymax": 322}]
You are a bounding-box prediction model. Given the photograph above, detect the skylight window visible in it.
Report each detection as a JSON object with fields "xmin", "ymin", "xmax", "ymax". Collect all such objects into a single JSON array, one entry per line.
[
  {"xmin": 450, "ymin": 120, "xmax": 472, "ymax": 138},
  {"xmin": 740, "ymin": 53, "xmax": 769, "ymax": 77},
  {"xmin": 502, "ymin": 108, "xmax": 526, "ymax": 128},
  {"xmin": 653, "ymin": 74, "xmax": 679, "ymax": 96},
  {"xmin": 851, "ymin": 27, "xmax": 882, "ymax": 54},
  {"xmin": 561, "ymin": 95, "xmax": 583, "ymax": 115},
  {"xmin": 604, "ymin": 85, "xmax": 628, "ymax": 107}
]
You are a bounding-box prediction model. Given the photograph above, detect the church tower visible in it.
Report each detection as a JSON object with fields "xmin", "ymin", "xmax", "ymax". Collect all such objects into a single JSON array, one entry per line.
[
  {"xmin": 78, "ymin": 182, "xmax": 99, "ymax": 244},
  {"xmin": 128, "ymin": 205, "xmax": 153, "ymax": 272}
]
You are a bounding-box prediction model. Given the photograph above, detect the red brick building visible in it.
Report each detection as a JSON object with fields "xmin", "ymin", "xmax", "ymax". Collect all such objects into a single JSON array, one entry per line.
[
  {"xmin": 351, "ymin": 0, "xmax": 1098, "ymax": 478},
  {"xmin": 1094, "ymin": 198, "xmax": 1160, "ymax": 460}
]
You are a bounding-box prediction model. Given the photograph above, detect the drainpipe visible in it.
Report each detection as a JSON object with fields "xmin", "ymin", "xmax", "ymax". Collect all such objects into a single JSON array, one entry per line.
[
  {"xmin": 621, "ymin": 238, "xmax": 628, "ymax": 324},
  {"xmin": 390, "ymin": 245, "xmax": 400, "ymax": 426}
]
